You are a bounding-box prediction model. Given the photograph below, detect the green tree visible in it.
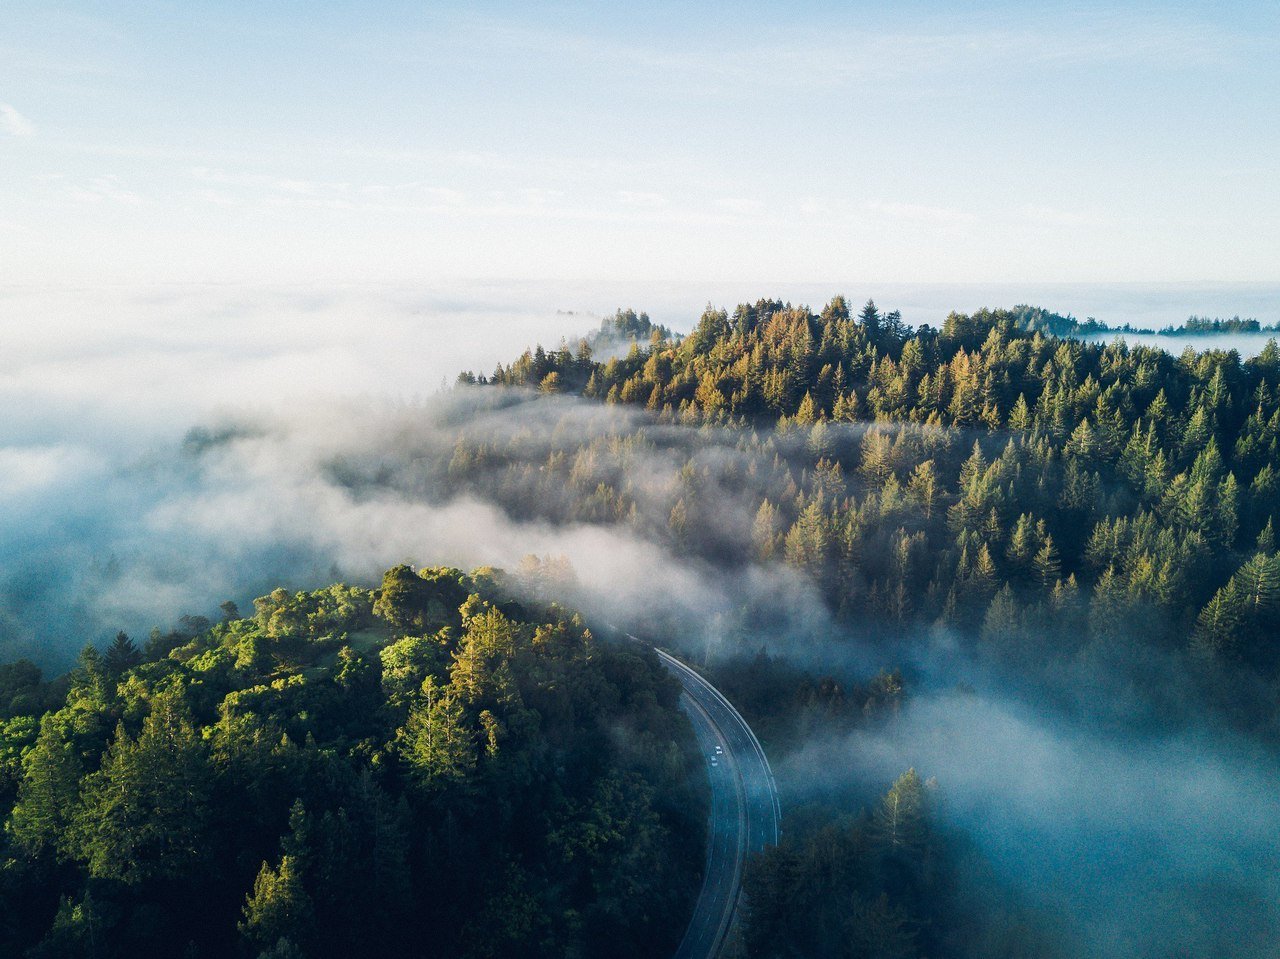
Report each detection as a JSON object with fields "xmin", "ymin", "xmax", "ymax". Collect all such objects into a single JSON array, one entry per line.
[
  {"xmin": 239, "ymin": 854, "xmax": 313, "ymax": 956},
  {"xmin": 1191, "ymin": 583, "xmax": 1245, "ymax": 659},
  {"xmin": 1235, "ymin": 552, "xmax": 1280, "ymax": 615},
  {"xmin": 69, "ymin": 688, "xmax": 212, "ymax": 884},
  {"xmin": 1033, "ymin": 536, "xmax": 1062, "ymax": 589},
  {"xmin": 398, "ymin": 677, "xmax": 475, "ymax": 784},
  {"xmin": 8, "ymin": 716, "xmax": 83, "ymax": 857},
  {"xmin": 906, "ymin": 460, "xmax": 939, "ymax": 519}
]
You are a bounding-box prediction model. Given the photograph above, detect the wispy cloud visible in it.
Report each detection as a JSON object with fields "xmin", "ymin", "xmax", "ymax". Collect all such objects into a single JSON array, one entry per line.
[
  {"xmin": 716, "ymin": 197, "xmax": 765, "ymax": 216},
  {"xmin": 617, "ymin": 190, "xmax": 668, "ymax": 208},
  {"xmin": 1022, "ymin": 204, "xmax": 1107, "ymax": 228},
  {"xmin": 868, "ymin": 200, "xmax": 976, "ymax": 226},
  {"xmin": 0, "ymin": 102, "xmax": 34, "ymax": 137},
  {"xmin": 63, "ymin": 175, "xmax": 141, "ymax": 204},
  {"xmin": 190, "ymin": 166, "xmax": 350, "ymax": 196},
  {"xmin": 182, "ymin": 165, "xmax": 765, "ymax": 233},
  {"xmin": 33, "ymin": 173, "xmax": 142, "ymax": 204},
  {"xmin": 414, "ymin": 9, "xmax": 1268, "ymax": 101}
]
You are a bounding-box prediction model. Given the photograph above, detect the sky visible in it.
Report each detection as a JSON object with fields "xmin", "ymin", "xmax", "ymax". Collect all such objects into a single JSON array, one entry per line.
[{"xmin": 2, "ymin": 0, "xmax": 1278, "ymax": 287}]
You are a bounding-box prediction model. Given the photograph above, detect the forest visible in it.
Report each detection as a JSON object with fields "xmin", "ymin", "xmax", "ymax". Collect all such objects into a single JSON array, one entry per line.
[
  {"xmin": 3, "ymin": 295, "xmax": 1279, "ymax": 957},
  {"xmin": 476, "ymin": 299, "xmax": 1279, "ymax": 702},
  {"xmin": 0, "ymin": 566, "xmax": 703, "ymax": 958}
]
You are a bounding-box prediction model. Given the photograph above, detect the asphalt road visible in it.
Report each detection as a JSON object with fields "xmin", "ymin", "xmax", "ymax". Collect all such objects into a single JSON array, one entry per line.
[{"xmin": 655, "ymin": 648, "xmax": 781, "ymax": 959}]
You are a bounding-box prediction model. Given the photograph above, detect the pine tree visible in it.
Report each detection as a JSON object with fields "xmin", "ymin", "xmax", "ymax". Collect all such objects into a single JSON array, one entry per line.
[
  {"xmin": 1033, "ymin": 535, "xmax": 1062, "ymax": 589},
  {"xmin": 8, "ymin": 717, "xmax": 83, "ymax": 857},
  {"xmin": 973, "ymin": 544, "xmax": 997, "ymax": 589},
  {"xmin": 1008, "ymin": 393, "xmax": 1032, "ymax": 431},
  {"xmin": 784, "ymin": 499, "xmax": 829, "ymax": 576},
  {"xmin": 399, "ymin": 678, "xmax": 475, "ymax": 784},
  {"xmin": 104, "ymin": 631, "xmax": 142, "ymax": 677},
  {"xmin": 981, "ymin": 584, "xmax": 1021, "ymax": 648},
  {"xmin": 859, "ymin": 429, "xmax": 894, "ymax": 484},
  {"xmin": 1217, "ymin": 472, "xmax": 1240, "ymax": 547},
  {"xmin": 1088, "ymin": 566, "xmax": 1128, "ymax": 643},
  {"xmin": 70, "ymin": 688, "xmax": 213, "ymax": 884},
  {"xmin": 752, "ymin": 499, "xmax": 782, "ymax": 561},
  {"xmin": 1234, "ymin": 553, "xmax": 1280, "ymax": 616},
  {"xmin": 906, "ymin": 460, "xmax": 939, "ymax": 519},
  {"xmin": 69, "ymin": 644, "xmax": 109, "ymax": 707},
  {"xmin": 1191, "ymin": 583, "xmax": 1245, "ymax": 659},
  {"xmin": 668, "ymin": 497, "xmax": 689, "ymax": 547},
  {"xmin": 1006, "ymin": 513, "xmax": 1036, "ymax": 570},
  {"xmin": 1180, "ymin": 405, "xmax": 1213, "ymax": 461},
  {"xmin": 1051, "ymin": 573, "xmax": 1080, "ymax": 612},
  {"xmin": 858, "ymin": 299, "xmax": 882, "ymax": 337},
  {"xmin": 873, "ymin": 769, "xmax": 927, "ymax": 852},
  {"xmin": 948, "ymin": 351, "xmax": 982, "ymax": 427},
  {"xmin": 1258, "ymin": 517, "xmax": 1276, "ymax": 554},
  {"xmin": 239, "ymin": 855, "xmax": 313, "ymax": 955},
  {"xmin": 793, "ymin": 391, "xmax": 818, "ymax": 426}
]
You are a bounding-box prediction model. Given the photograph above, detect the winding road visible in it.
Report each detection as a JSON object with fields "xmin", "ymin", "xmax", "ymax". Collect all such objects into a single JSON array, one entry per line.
[{"xmin": 654, "ymin": 647, "xmax": 781, "ymax": 959}]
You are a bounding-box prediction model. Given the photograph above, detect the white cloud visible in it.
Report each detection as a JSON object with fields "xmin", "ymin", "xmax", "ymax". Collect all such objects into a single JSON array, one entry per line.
[{"xmin": 0, "ymin": 102, "xmax": 34, "ymax": 137}]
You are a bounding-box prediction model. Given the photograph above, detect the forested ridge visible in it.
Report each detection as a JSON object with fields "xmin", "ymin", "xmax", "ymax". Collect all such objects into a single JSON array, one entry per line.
[
  {"xmin": 0, "ymin": 566, "xmax": 702, "ymax": 958},
  {"xmin": 475, "ymin": 299, "xmax": 1280, "ymax": 701}
]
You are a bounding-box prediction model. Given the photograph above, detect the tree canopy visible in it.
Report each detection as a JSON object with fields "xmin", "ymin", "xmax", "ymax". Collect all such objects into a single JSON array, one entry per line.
[{"xmin": 0, "ymin": 567, "xmax": 702, "ymax": 959}]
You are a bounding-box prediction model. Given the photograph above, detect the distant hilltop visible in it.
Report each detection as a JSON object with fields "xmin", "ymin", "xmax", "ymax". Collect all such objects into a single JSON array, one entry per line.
[{"xmin": 1011, "ymin": 305, "xmax": 1280, "ymax": 338}]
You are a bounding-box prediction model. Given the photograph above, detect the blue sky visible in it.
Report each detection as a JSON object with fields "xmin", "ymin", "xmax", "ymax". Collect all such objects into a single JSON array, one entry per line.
[{"xmin": 1, "ymin": 1, "xmax": 1277, "ymax": 285}]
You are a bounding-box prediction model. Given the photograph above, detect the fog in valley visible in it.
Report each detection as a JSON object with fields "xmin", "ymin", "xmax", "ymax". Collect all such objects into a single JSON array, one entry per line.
[{"xmin": 4, "ymin": 283, "xmax": 1280, "ymax": 957}]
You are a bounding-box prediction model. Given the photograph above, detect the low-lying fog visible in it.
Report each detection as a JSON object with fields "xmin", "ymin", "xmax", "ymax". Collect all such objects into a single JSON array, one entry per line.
[{"xmin": 4, "ymin": 281, "xmax": 1279, "ymax": 958}]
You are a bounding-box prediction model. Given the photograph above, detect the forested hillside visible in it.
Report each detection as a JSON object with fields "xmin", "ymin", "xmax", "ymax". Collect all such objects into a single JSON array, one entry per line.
[
  {"xmin": 461, "ymin": 298, "xmax": 1280, "ymax": 958},
  {"xmin": 0, "ymin": 566, "xmax": 702, "ymax": 959},
  {"xmin": 477, "ymin": 300, "xmax": 1280, "ymax": 715}
]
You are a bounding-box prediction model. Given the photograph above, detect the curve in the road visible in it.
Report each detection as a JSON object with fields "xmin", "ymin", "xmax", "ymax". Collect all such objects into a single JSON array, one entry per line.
[{"xmin": 654, "ymin": 647, "xmax": 781, "ymax": 959}]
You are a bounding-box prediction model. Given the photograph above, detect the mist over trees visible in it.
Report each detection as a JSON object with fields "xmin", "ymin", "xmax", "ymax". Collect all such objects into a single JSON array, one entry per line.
[
  {"xmin": 3, "ymin": 295, "xmax": 1280, "ymax": 956},
  {"xmin": 458, "ymin": 297, "xmax": 1280, "ymax": 956},
  {"xmin": 469, "ymin": 300, "xmax": 1279, "ymax": 716}
]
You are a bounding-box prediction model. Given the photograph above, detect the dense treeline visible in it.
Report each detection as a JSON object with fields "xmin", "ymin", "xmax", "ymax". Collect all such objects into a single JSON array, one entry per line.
[
  {"xmin": 0, "ymin": 566, "xmax": 702, "ymax": 958},
  {"xmin": 1010, "ymin": 307, "xmax": 1279, "ymax": 338},
  {"xmin": 1167, "ymin": 315, "xmax": 1280, "ymax": 335}
]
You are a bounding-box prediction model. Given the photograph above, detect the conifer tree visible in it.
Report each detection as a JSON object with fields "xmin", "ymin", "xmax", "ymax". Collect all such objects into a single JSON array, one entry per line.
[
  {"xmin": 1192, "ymin": 583, "xmax": 1245, "ymax": 658},
  {"xmin": 8, "ymin": 717, "xmax": 82, "ymax": 857},
  {"xmin": 873, "ymin": 769, "xmax": 928, "ymax": 852}
]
